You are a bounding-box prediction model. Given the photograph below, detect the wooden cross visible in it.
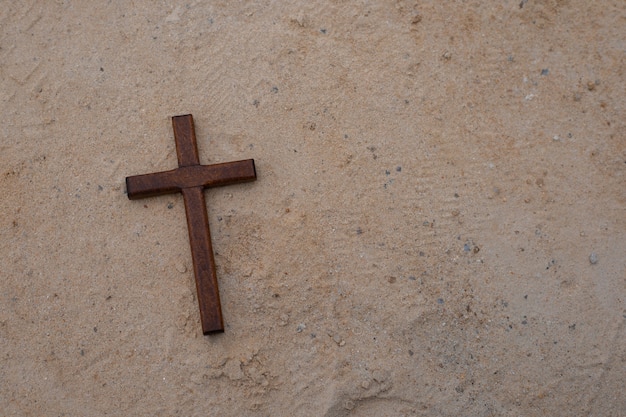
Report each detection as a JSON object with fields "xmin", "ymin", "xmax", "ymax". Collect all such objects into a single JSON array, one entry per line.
[{"xmin": 126, "ymin": 114, "xmax": 256, "ymax": 334}]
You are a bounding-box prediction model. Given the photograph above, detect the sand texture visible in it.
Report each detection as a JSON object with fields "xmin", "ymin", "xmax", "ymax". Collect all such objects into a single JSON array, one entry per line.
[{"xmin": 1, "ymin": 1, "xmax": 625, "ymax": 416}]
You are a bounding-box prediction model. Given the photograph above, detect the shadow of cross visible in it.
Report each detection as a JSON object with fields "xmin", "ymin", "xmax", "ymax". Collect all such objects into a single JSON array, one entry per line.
[{"xmin": 125, "ymin": 114, "xmax": 256, "ymax": 335}]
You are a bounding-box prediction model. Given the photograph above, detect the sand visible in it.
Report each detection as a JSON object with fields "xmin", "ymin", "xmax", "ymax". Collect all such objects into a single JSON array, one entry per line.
[{"xmin": 1, "ymin": 1, "xmax": 624, "ymax": 416}]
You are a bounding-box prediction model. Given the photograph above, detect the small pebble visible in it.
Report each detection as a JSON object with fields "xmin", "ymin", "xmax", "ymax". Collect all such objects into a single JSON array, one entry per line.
[
  {"xmin": 589, "ymin": 252, "xmax": 598, "ymax": 264},
  {"xmin": 296, "ymin": 323, "xmax": 306, "ymax": 333},
  {"xmin": 175, "ymin": 262, "xmax": 187, "ymax": 273},
  {"xmin": 372, "ymin": 371, "xmax": 386, "ymax": 383}
]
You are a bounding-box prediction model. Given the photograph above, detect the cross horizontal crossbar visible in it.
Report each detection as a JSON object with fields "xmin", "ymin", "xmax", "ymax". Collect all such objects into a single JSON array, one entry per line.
[{"xmin": 126, "ymin": 160, "xmax": 256, "ymax": 199}]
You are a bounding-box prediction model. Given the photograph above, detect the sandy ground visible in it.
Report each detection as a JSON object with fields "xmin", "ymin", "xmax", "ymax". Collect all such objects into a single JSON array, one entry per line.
[{"xmin": 1, "ymin": 1, "xmax": 625, "ymax": 416}]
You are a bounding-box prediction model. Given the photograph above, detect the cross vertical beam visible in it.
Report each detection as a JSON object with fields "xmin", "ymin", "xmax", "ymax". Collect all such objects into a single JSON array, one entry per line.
[{"xmin": 126, "ymin": 114, "xmax": 256, "ymax": 334}]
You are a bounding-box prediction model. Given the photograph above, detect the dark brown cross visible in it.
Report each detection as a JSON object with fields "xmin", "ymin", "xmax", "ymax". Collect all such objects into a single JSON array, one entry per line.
[{"xmin": 126, "ymin": 114, "xmax": 256, "ymax": 334}]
